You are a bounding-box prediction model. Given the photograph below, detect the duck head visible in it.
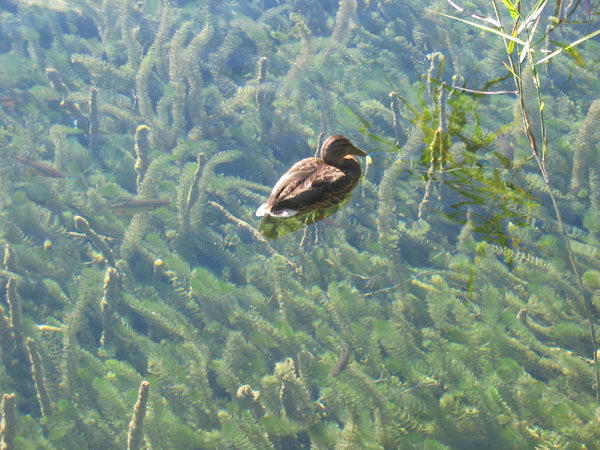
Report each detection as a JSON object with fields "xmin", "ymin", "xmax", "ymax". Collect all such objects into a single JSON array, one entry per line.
[{"xmin": 321, "ymin": 135, "xmax": 367, "ymax": 166}]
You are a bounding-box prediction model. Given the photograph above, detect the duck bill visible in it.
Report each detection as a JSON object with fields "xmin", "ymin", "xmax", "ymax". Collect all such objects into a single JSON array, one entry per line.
[{"xmin": 349, "ymin": 146, "xmax": 367, "ymax": 157}]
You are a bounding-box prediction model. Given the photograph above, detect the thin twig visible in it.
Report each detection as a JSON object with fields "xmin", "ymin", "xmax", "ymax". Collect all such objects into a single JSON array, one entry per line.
[{"xmin": 451, "ymin": 85, "xmax": 517, "ymax": 96}]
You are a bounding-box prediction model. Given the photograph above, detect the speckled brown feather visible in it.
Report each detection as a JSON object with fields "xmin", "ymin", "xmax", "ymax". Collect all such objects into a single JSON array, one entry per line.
[
  {"xmin": 256, "ymin": 135, "xmax": 366, "ymax": 217},
  {"xmin": 265, "ymin": 155, "xmax": 362, "ymax": 215}
]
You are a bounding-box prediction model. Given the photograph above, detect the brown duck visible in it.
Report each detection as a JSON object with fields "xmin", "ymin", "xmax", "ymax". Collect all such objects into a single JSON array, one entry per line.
[{"xmin": 256, "ymin": 135, "xmax": 367, "ymax": 218}]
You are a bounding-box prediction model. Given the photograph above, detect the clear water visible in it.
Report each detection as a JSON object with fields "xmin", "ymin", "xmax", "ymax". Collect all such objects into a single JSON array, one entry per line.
[{"xmin": 0, "ymin": 0, "xmax": 599, "ymax": 448}]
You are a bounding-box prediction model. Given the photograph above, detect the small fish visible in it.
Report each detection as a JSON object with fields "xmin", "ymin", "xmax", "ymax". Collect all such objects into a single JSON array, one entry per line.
[
  {"xmin": 0, "ymin": 97, "xmax": 17, "ymax": 107},
  {"xmin": 321, "ymin": 218, "xmax": 350, "ymax": 230},
  {"xmin": 107, "ymin": 198, "xmax": 170, "ymax": 214},
  {"xmin": 331, "ymin": 342, "xmax": 350, "ymax": 377},
  {"xmin": 12, "ymin": 155, "xmax": 65, "ymax": 178}
]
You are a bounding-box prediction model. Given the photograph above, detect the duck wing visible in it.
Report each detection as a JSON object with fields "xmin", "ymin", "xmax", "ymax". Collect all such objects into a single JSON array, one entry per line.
[{"xmin": 267, "ymin": 158, "xmax": 346, "ymax": 211}]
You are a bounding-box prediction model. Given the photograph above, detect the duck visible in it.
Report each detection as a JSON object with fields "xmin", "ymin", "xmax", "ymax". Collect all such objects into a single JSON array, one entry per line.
[{"xmin": 256, "ymin": 135, "xmax": 367, "ymax": 218}]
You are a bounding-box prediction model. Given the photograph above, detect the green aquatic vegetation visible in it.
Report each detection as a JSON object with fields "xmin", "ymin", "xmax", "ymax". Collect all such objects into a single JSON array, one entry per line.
[
  {"xmin": 70, "ymin": 54, "xmax": 133, "ymax": 93},
  {"xmin": 26, "ymin": 337, "xmax": 52, "ymax": 418},
  {"xmin": 440, "ymin": 0, "xmax": 600, "ymax": 395},
  {"xmin": 570, "ymin": 98, "xmax": 600, "ymax": 195},
  {"xmin": 125, "ymin": 292, "xmax": 195, "ymax": 342},
  {"xmin": 371, "ymin": 81, "xmax": 536, "ymax": 250},
  {"xmin": 258, "ymin": 202, "xmax": 347, "ymax": 240},
  {"xmin": 189, "ymin": 267, "xmax": 239, "ymax": 321},
  {"xmin": 2, "ymin": 0, "xmax": 600, "ymax": 448}
]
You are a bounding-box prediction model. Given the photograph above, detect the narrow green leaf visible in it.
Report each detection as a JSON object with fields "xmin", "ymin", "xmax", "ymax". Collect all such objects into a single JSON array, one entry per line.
[
  {"xmin": 503, "ymin": 0, "xmax": 519, "ymax": 19},
  {"xmin": 435, "ymin": 11, "xmax": 527, "ymax": 46},
  {"xmin": 519, "ymin": 15, "xmax": 541, "ymax": 63},
  {"xmin": 563, "ymin": 46, "xmax": 585, "ymax": 67},
  {"xmin": 518, "ymin": 0, "xmax": 549, "ymax": 34},
  {"xmin": 547, "ymin": 40, "xmax": 586, "ymax": 66},
  {"xmin": 536, "ymin": 28, "xmax": 600, "ymax": 65},
  {"xmin": 507, "ymin": 35, "xmax": 515, "ymax": 54}
]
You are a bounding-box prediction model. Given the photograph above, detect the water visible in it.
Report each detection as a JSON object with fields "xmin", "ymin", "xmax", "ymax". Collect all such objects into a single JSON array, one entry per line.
[{"xmin": 0, "ymin": 0, "xmax": 599, "ymax": 448}]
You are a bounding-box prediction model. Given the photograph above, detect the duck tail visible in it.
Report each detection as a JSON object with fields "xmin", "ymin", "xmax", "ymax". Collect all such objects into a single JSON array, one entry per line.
[
  {"xmin": 256, "ymin": 203, "xmax": 298, "ymax": 217},
  {"xmin": 255, "ymin": 203, "xmax": 270, "ymax": 217}
]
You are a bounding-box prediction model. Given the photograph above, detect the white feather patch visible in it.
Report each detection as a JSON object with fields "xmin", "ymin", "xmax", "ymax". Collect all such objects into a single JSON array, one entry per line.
[{"xmin": 256, "ymin": 203, "xmax": 298, "ymax": 217}]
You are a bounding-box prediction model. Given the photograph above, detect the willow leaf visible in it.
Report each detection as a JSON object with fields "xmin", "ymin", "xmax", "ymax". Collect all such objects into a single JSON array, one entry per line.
[
  {"xmin": 503, "ymin": 0, "xmax": 519, "ymax": 20},
  {"xmin": 517, "ymin": 0, "xmax": 548, "ymax": 35},
  {"xmin": 435, "ymin": 12, "xmax": 527, "ymax": 46},
  {"xmin": 536, "ymin": 29, "xmax": 600, "ymax": 65}
]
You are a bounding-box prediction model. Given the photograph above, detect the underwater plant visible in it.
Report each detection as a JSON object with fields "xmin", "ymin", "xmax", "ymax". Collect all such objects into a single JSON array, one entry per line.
[{"xmin": 0, "ymin": 0, "xmax": 600, "ymax": 448}]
